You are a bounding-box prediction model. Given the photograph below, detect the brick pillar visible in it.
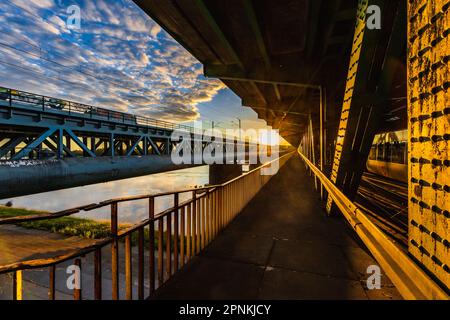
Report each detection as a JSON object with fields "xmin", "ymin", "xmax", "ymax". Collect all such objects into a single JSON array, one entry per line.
[{"xmin": 408, "ymin": 0, "xmax": 450, "ymax": 290}]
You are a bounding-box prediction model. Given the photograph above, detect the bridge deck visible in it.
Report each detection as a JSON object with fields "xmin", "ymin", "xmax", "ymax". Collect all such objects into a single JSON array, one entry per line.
[{"xmin": 153, "ymin": 155, "xmax": 402, "ymax": 300}]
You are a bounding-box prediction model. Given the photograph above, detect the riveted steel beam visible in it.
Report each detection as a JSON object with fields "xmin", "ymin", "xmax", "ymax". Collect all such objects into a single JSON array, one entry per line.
[
  {"xmin": 407, "ymin": 0, "xmax": 450, "ymax": 291},
  {"xmin": 11, "ymin": 128, "xmax": 57, "ymax": 161},
  {"xmin": 0, "ymin": 135, "xmax": 25, "ymax": 158},
  {"xmin": 326, "ymin": 0, "xmax": 404, "ymax": 214},
  {"xmin": 126, "ymin": 136, "xmax": 145, "ymax": 156},
  {"xmin": 65, "ymin": 128, "xmax": 96, "ymax": 158}
]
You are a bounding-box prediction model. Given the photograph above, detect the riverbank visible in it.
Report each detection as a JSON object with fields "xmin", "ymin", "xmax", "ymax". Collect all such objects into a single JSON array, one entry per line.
[{"xmin": 0, "ymin": 206, "xmax": 172, "ymax": 248}]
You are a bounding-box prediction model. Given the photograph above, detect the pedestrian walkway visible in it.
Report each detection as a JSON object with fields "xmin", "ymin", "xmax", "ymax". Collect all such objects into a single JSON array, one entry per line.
[{"xmin": 153, "ymin": 155, "xmax": 402, "ymax": 299}]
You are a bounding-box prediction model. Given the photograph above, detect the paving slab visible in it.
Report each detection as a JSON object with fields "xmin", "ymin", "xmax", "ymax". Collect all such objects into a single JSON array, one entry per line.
[
  {"xmin": 154, "ymin": 256, "xmax": 264, "ymax": 300},
  {"xmin": 268, "ymin": 240, "xmax": 358, "ymax": 280},
  {"xmin": 203, "ymin": 232, "xmax": 274, "ymax": 266},
  {"xmin": 259, "ymin": 267, "xmax": 368, "ymax": 300}
]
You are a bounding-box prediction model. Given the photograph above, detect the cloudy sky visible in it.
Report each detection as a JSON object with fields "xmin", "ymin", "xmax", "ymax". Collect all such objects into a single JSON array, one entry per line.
[{"xmin": 0, "ymin": 0, "xmax": 272, "ymax": 133}]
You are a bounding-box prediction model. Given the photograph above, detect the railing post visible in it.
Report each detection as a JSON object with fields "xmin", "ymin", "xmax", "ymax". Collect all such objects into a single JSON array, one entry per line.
[
  {"xmin": 180, "ymin": 205, "xmax": 185, "ymax": 268},
  {"xmin": 158, "ymin": 217, "xmax": 164, "ymax": 286},
  {"xmin": 173, "ymin": 193, "xmax": 179, "ymax": 272},
  {"xmin": 223, "ymin": 185, "xmax": 230, "ymax": 225},
  {"xmin": 196, "ymin": 192, "xmax": 201, "ymax": 253},
  {"xmin": 149, "ymin": 197, "xmax": 155, "ymax": 295},
  {"xmin": 215, "ymin": 189, "xmax": 219, "ymax": 236},
  {"xmin": 165, "ymin": 212, "xmax": 172, "ymax": 280},
  {"xmin": 138, "ymin": 227, "xmax": 144, "ymax": 300},
  {"xmin": 218, "ymin": 187, "xmax": 223, "ymax": 231},
  {"xmin": 206, "ymin": 191, "xmax": 211, "ymax": 244},
  {"xmin": 110, "ymin": 202, "xmax": 119, "ymax": 300},
  {"xmin": 73, "ymin": 259, "xmax": 82, "ymax": 300},
  {"xmin": 94, "ymin": 248, "xmax": 102, "ymax": 300},
  {"xmin": 125, "ymin": 234, "xmax": 132, "ymax": 300},
  {"xmin": 12, "ymin": 270, "xmax": 22, "ymax": 300},
  {"xmin": 201, "ymin": 194, "xmax": 206, "ymax": 249},
  {"xmin": 192, "ymin": 191, "xmax": 197, "ymax": 254},
  {"xmin": 49, "ymin": 265, "xmax": 55, "ymax": 300},
  {"xmin": 226, "ymin": 185, "xmax": 230, "ymax": 224},
  {"xmin": 186, "ymin": 202, "xmax": 192, "ymax": 261}
]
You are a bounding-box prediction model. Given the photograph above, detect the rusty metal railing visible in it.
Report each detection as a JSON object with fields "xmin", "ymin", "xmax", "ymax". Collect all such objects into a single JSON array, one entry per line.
[
  {"xmin": 0, "ymin": 152, "xmax": 293, "ymax": 300},
  {"xmin": 298, "ymin": 150, "xmax": 449, "ymax": 300}
]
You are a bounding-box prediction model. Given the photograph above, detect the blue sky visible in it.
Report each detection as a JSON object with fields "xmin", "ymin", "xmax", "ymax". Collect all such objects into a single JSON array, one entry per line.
[{"xmin": 0, "ymin": 0, "xmax": 269, "ymax": 132}]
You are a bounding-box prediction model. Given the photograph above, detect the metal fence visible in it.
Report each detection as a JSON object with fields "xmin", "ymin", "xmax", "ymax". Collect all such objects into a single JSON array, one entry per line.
[
  {"xmin": 0, "ymin": 152, "xmax": 293, "ymax": 300},
  {"xmin": 297, "ymin": 150, "xmax": 448, "ymax": 300}
]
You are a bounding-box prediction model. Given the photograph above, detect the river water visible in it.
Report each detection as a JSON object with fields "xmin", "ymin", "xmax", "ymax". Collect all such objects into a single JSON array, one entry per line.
[{"xmin": 4, "ymin": 166, "xmax": 212, "ymax": 224}]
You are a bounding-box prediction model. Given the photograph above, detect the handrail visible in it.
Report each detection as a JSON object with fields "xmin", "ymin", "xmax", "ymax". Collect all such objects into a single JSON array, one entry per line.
[
  {"xmin": 0, "ymin": 188, "xmax": 213, "ymax": 225},
  {"xmin": 297, "ymin": 150, "xmax": 449, "ymax": 300}
]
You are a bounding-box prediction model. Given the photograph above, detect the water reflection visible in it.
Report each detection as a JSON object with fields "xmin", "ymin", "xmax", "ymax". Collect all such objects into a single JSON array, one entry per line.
[{"xmin": 5, "ymin": 166, "xmax": 210, "ymax": 224}]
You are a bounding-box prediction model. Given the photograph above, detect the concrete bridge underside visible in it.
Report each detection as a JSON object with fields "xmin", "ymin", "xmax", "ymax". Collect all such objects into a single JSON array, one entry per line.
[{"xmin": 152, "ymin": 155, "xmax": 401, "ymax": 299}]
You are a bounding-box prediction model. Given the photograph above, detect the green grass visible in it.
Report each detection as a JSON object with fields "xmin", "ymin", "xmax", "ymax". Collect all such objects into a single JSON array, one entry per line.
[
  {"xmin": 0, "ymin": 206, "xmax": 113, "ymax": 239},
  {"xmin": 0, "ymin": 206, "xmax": 46, "ymax": 218}
]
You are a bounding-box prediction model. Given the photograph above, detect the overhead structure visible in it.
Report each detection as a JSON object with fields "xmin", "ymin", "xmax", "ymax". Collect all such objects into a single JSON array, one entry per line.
[
  {"xmin": 134, "ymin": 0, "xmax": 362, "ymax": 146},
  {"xmin": 133, "ymin": 0, "xmax": 408, "ymax": 208},
  {"xmin": 131, "ymin": 0, "xmax": 450, "ymax": 293}
]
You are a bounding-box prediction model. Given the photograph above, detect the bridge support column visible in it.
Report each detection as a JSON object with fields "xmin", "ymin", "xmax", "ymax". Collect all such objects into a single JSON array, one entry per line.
[
  {"xmin": 90, "ymin": 137, "xmax": 96, "ymax": 155},
  {"xmin": 109, "ymin": 133, "xmax": 115, "ymax": 157},
  {"xmin": 57, "ymin": 128, "xmax": 63, "ymax": 159},
  {"xmin": 407, "ymin": 0, "xmax": 450, "ymax": 290},
  {"xmin": 83, "ymin": 136, "xmax": 88, "ymax": 157}
]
